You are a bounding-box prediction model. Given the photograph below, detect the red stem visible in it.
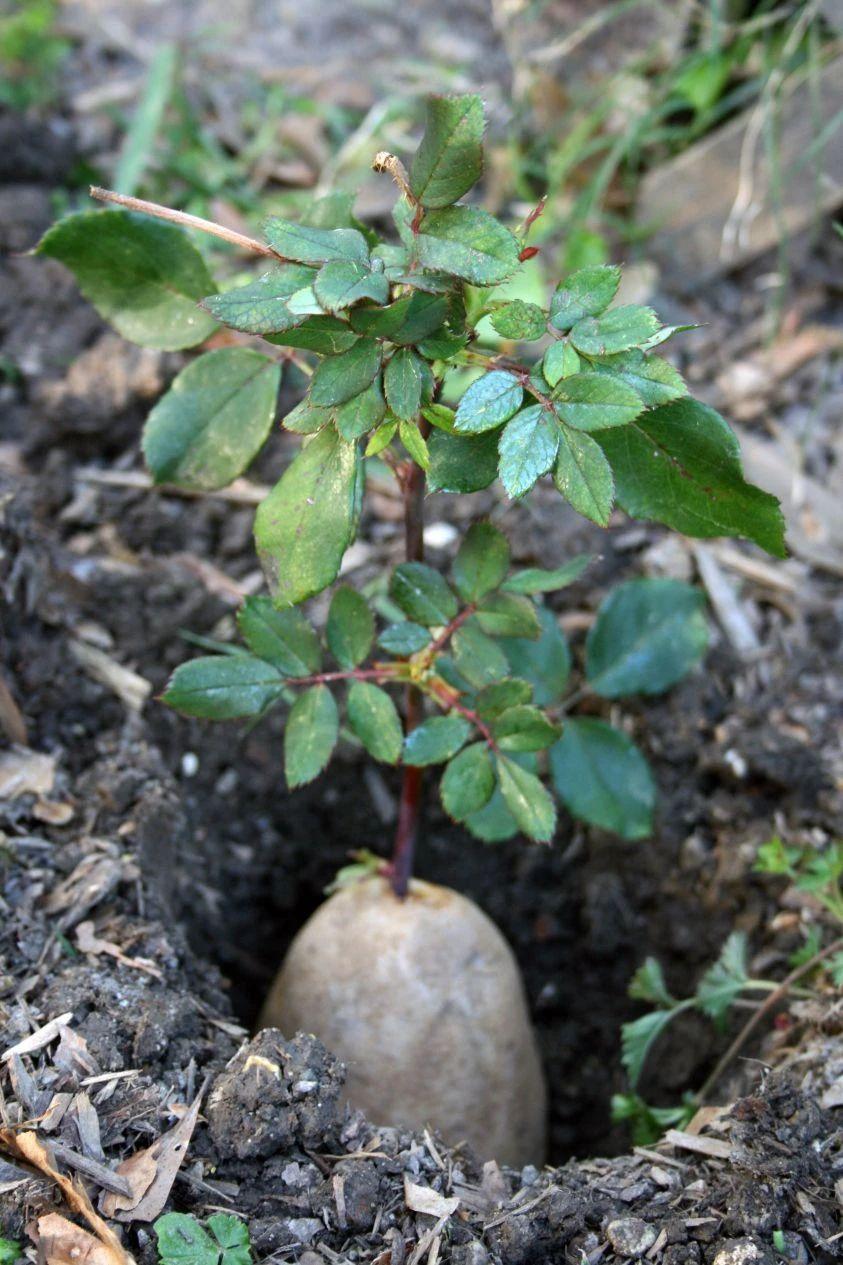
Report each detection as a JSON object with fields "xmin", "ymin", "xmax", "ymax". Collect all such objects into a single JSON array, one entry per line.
[{"xmin": 389, "ymin": 437, "xmax": 429, "ymax": 898}]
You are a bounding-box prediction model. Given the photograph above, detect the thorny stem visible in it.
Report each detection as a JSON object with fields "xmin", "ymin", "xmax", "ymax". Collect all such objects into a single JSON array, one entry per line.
[
  {"xmin": 291, "ymin": 665, "xmax": 401, "ymax": 688},
  {"xmin": 89, "ymin": 187, "xmax": 279, "ymax": 259},
  {"xmin": 389, "ymin": 424, "xmax": 431, "ymax": 899},
  {"xmin": 696, "ymin": 933, "xmax": 843, "ymax": 1104},
  {"xmin": 426, "ymin": 676, "xmax": 496, "ymax": 748},
  {"xmin": 423, "ymin": 603, "xmax": 476, "ymax": 661}
]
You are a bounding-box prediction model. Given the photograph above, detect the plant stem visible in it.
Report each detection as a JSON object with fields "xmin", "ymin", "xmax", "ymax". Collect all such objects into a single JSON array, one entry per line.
[
  {"xmin": 696, "ymin": 933, "xmax": 843, "ymax": 1104},
  {"xmin": 390, "ymin": 446, "xmax": 429, "ymax": 899},
  {"xmin": 89, "ymin": 187, "xmax": 279, "ymax": 259}
]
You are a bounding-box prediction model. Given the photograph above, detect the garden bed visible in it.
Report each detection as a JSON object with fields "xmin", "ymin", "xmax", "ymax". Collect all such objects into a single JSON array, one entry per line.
[{"xmin": 2, "ymin": 106, "xmax": 843, "ymax": 1264}]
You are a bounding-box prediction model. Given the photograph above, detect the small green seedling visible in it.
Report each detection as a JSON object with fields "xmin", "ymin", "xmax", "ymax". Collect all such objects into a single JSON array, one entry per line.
[
  {"xmin": 0, "ymin": 1238, "xmax": 21, "ymax": 1265},
  {"xmin": 155, "ymin": 1213, "xmax": 251, "ymax": 1265},
  {"xmin": 615, "ymin": 894, "xmax": 843, "ymax": 1144},
  {"xmin": 755, "ymin": 836, "xmax": 843, "ymax": 927},
  {"xmin": 37, "ymin": 93, "xmax": 786, "ymax": 894}
]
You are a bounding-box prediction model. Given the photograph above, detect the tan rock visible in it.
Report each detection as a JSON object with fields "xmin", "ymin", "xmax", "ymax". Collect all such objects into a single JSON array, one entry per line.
[{"xmin": 260, "ymin": 876, "xmax": 547, "ymax": 1167}]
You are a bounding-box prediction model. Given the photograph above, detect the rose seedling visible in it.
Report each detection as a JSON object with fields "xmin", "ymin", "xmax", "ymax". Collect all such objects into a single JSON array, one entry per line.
[{"xmin": 38, "ymin": 93, "xmax": 786, "ymax": 1162}]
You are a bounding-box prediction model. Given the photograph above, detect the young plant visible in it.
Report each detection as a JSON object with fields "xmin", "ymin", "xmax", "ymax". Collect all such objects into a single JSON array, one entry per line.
[
  {"xmin": 155, "ymin": 1213, "xmax": 251, "ymax": 1265},
  {"xmin": 36, "ymin": 93, "xmax": 786, "ymax": 896},
  {"xmin": 615, "ymin": 892, "xmax": 843, "ymax": 1144},
  {"xmin": 755, "ymin": 836, "xmax": 843, "ymax": 928}
]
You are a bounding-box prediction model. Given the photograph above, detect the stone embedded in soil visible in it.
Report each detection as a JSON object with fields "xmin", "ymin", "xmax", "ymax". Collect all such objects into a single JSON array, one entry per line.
[
  {"xmin": 260, "ymin": 875, "xmax": 547, "ymax": 1167},
  {"xmin": 712, "ymin": 1239, "xmax": 775, "ymax": 1265},
  {"xmin": 607, "ymin": 1217, "xmax": 659, "ymax": 1258}
]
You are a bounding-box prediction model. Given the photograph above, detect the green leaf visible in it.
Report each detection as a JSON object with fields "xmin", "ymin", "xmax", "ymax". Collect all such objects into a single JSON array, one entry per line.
[
  {"xmin": 327, "ymin": 586, "xmax": 374, "ymax": 669},
  {"xmin": 464, "ymin": 783, "xmax": 519, "ymax": 842},
  {"xmin": 629, "ymin": 958, "xmax": 675, "ymax": 1007},
  {"xmin": 591, "ymin": 350, "xmax": 686, "ymax": 408},
  {"xmin": 553, "ymin": 427, "xmax": 615, "ymax": 526},
  {"xmin": 418, "ymin": 328, "xmax": 469, "ymax": 360},
  {"xmin": 403, "ymin": 715, "xmax": 472, "ymax": 766},
  {"xmin": 303, "ymin": 190, "xmax": 368, "ymax": 232},
  {"xmin": 385, "ymin": 347, "xmax": 425, "ymax": 421},
  {"xmin": 155, "ymin": 1212, "xmax": 252, "ymax": 1265},
  {"xmin": 284, "ymin": 684, "xmax": 339, "ymax": 787},
  {"xmin": 416, "ymin": 206, "xmax": 521, "ymax": 286},
  {"xmin": 36, "ymin": 210, "xmax": 217, "ymax": 350},
  {"xmin": 552, "ymin": 373, "xmax": 643, "ymax": 431},
  {"xmin": 571, "ymin": 305, "xmax": 661, "ymax": 356},
  {"xmin": 365, "ymin": 417, "xmax": 398, "ymax": 456},
  {"xmin": 202, "ymin": 265, "xmax": 315, "ymax": 334},
  {"xmin": 754, "ymin": 836, "xmax": 799, "ymax": 877},
  {"xmin": 410, "ymin": 93, "xmax": 485, "ymax": 208},
  {"xmin": 500, "ymin": 606, "xmax": 570, "ymax": 705},
  {"xmin": 640, "ymin": 323, "xmax": 699, "ymax": 351},
  {"xmin": 346, "ymin": 681, "xmax": 403, "ymax": 763},
  {"xmin": 502, "ymin": 554, "xmax": 592, "ymax": 594},
  {"xmin": 441, "ymin": 742, "xmax": 495, "ymax": 820},
  {"xmin": 314, "ymin": 259, "xmax": 389, "ymax": 311},
  {"xmin": 621, "ymin": 1010, "xmax": 676, "ymax": 1088},
  {"xmin": 586, "ymin": 578, "xmax": 708, "ymax": 697},
  {"xmin": 255, "ymin": 427, "xmax": 360, "ymax": 606},
  {"xmin": 549, "ymin": 718, "xmax": 655, "ymax": 838},
  {"xmin": 335, "ymin": 379, "xmax": 386, "ymax": 441},
  {"xmin": 422, "ymin": 404, "xmax": 457, "ymax": 433},
  {"xmin": 493, "ymin": 705, "xmax": 560, "ymax": 752},
  {"xmin": 282, "ymin": 396, "xmax": 333, "ymax": 435},
  {"xmin": 452, "ymin": 521, "xmax": 510, "ymax": 601},
  {"xmin": 611, "ymin": 1093, "xmax": 696, "ymax": 1148},
  {"xmin": 390, "ymin": 562, "xmax": 458, "ymax": 626},
  {"xmin": 491, "ymin": 300, "xmax": 547, "ymax": 341},
  {"xmin": 310, "ymin": 338, "xmax": 382, "ymax": 406},
  {"xmin": 378, "ymin": 622, "xmax": 431, "ymax": 655},
  {"xmin": 498, "ymin": 405, "xmax": 559, "ymax": 497},
  {"xmin": 428, "ymin": 429, "xmax": 500, "ymax": 493},
  {"xmin": 0, "ymin": 1240, "xmax": 20, "ymax": 1265},
  {"xmin": 549, "ymin": 265, "xmax": 621, "ymax": 330},
  {"xmin": 399, "ymin": 419, "xmax": 430, "ymax": 469},
  {"xmin": 455, "ymin": 371, "xmax": 523, "ymax": 434},
  {"xmin": 696, "ymin": 933, "xmax": 749, "ymax": 1023},
  {"xmin": 543, "ymin": 341, "xmax": 580, "ymax": 387},
  {"xmin": 452, "ymin": 620, "xmax": 510, "ymax": 688},
  {"xmin": 496, "ymin": 754, "xmax": 556, "ymax": 842},
  {"xmin": 163, "ymin": 655, "xmax": 284, "ymax": 720},
  {"xmin": 263, "ymin": 217, "xmax": 369, "ymax": 265},
  {"xmin": 266, "ymin": 315, "xmax": 359, "ymax": 355},
  {"xmin": 142, "ymin": 349, "xmax": 279, "ymax": 491},
  {"xmin": 237, "ymin": 595, "xmax": 321, "ymax": 675},
  {"xmin": 595, "ymin": 398, "xmax": 787, "ymax": 557},
  {"xmin": 476, "ymin": 592, "xmax": 540, "ymax": 639},
  {"xmin": 205, "ymin": 1217, "xmax": 251, "ymax": 1265},
  {"xmin": 350, "ymin": 291, "xmax": 448, "ymax": 343},
  {"xmin": 476, "ymin": 678, "xmax": 533, "ymax": 720}
]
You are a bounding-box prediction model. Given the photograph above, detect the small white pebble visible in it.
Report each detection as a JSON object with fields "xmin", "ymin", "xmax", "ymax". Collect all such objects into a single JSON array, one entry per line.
[
  {"xmin": 181, "ymin": 752, "xmax": 199, "ymax": 778},
  {"xmin": 423, "ymin": 521, "xmax": 458, "ymax": 549},
  {"xmin": 724, "ymin": 748, "xmax": 748, "ymax": 778}
]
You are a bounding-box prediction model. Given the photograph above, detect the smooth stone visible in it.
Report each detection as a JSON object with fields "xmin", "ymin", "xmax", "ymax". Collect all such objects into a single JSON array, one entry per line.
[{"xmin": 260, "ymin": 875, "xmax": 547, "ymax": 1167}]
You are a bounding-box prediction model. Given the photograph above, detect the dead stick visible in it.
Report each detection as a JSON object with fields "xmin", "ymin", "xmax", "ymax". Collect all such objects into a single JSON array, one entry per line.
[
  {"xmin": 697, "ymin": 934, "xmax": 843, "ymax": 1103},
  {"xmin": 49, "ymin": 1143, "xmax": 132, "ymax": 1199},
  {"xmin": 89, "ymin": 187, "xmax": 278, "ymax": 258}
]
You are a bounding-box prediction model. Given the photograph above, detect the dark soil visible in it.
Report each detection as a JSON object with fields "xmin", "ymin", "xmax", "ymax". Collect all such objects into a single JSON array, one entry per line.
[{"xmin": 2, "ymin": 96, "xmax": 843, "ymax": 1264}]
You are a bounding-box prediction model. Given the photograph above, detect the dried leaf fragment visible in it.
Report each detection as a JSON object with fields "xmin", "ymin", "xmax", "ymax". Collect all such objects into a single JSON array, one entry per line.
[{"xmin": 101, "ymin": 1087, "xmax": 204, "ymax": 1222}]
